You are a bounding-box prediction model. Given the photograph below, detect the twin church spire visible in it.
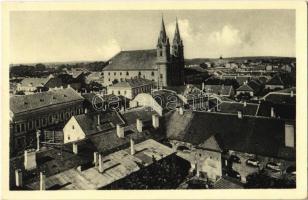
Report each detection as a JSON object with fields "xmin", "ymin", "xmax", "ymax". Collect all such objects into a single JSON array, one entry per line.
[{"xmin": 157, "ymin": 16, "xmax": 182, "ymax": 49}]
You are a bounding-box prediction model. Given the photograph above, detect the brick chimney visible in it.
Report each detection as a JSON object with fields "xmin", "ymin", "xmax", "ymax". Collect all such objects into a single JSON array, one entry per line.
[
  {"xmin": 237, "ymin": 111, "xmax": 243, "ymax": 119},
  {"xmin": 179, "ymin": 107, "xmax": 184, "ymax": 115},
  {"xmin": 152, "ymin": 114, "xmax": 159, "ymax": 129},
  {"xmin": 136, "ymin": 118, "xmax": 143, "ymax": 133},
  {"xmin": 73, "ymin": 143, "xmax": 78, "ymax": 154},
  {"xmin": 97, "ymin": 114, "xmax": 101, "ymax": 125},
  {"xmin": 36, "ymin": 130, "xmax": 40, "ymax": 152},
  {"xmin": 40, "ymin": 172, "xmax": 46, "ymax": 190},
  {"xmin": 130, "ymin": 138, "xmax": 135, "ymax": 155},
  {"xmin": 98, "ymin": 154, "xmax": 104, "ymax": 173},
  {"xmin": 24, "ymin": 149, "xmax": 37, "ymax": 171},
  {"xmin": 271, "ymin": 107, "xmax": 275, "ymax": 118},
  {"xmin": 15, "ymin": 169, "xmax": 23, "ymax": 187},
  {"xmin": 116, "ymin": 124, "xmax": 124, "ymax": 138},
  {"xmin": 93, "ymin": 152, "xmax": 99, "ymax": 167}
]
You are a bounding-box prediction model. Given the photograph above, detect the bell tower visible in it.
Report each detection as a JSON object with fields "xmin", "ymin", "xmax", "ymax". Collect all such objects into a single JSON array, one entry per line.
[
  {"xmin": 171, "ymin": 18, "xmax": 184, "ymax": 85},
  {"xmin": 156, "ymin": 16, "xmax": 170, "ymax": 87}
]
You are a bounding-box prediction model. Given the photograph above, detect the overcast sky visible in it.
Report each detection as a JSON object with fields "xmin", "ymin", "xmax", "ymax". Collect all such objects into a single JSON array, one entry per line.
[{"xmin": 10, "ymin": 10, "xmax": 295, "ymax": 63}]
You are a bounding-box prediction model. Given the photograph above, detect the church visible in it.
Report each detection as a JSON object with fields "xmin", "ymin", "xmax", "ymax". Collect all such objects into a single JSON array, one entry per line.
[{"xmin": 102, "ymin": 17, "xmax": 185, "ymax": 87}]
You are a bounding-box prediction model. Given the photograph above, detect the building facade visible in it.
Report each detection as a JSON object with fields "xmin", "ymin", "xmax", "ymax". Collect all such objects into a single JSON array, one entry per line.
[
  {"xmin": 103, "ymin": 17, "xmax": 184, "ymax": 87},
  {"xmin": 9, "ymin": 87, "xmax": 85, "ymax": 155}
]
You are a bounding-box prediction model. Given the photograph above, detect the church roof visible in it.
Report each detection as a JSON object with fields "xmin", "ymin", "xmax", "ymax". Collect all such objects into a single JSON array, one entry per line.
[{"xmin": 103, "ymin": 49, "xmax": 157, "ymax": 71}]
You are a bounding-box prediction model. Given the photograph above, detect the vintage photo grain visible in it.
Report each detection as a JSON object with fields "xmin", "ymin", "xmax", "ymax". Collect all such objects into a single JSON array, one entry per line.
[{"xmin": 2, "ymin": 1, "xmax": 307, "ymax": 199}]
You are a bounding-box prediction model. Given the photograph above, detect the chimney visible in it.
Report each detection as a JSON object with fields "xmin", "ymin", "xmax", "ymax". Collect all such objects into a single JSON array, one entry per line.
[
  {"xmin": 237, "ymin": 111, "xmax": 243, "ymax": 119},
  {"xmin": 136, "ymin": 118, "xmax": 143, "ymax": 133},
  {"xmin": 179, "ymin": 107, "xmax": 184, "ymax": 115},
  {"xmin": 40, "ymin": 172, "xmax": 46, "ymax": 190},
  {"xmin": 60, "ymin": 86, "xmax": 63, "ymax": 89},
  {"xmin": 84, "ymin": 108, "xmax": 88, "ymax": 114},
  {"xmin": 271, "ymin": 107, "xmax": 275, "ymax": 118},
  {"xmin": 73, "ymin": 143, "xmax": 78, "ymax": 154},
  {"xmin": 24, "ymin": 149, "xmax": 37, "ymax": 170},
  {"xmin": 116, "ymin": 124, "xmax": 124, "ymax": 138},
  {"xmin": 202, "ymin": 82, "xmax": 205, "ymax": 90},
  {"xmin": 152, "ymin": 114, "xmax": 159, "ymax": 129},
  {"xmin": 97, "ymin": 114, "xmax": 101, "ymax": 125},
  {"xmin": 36, "ymin": 130, "xmax": 40, "ymax": 152},
  {"xmin": 98, "ymin": 154, "xmax": 104, "ymax": 173},
  {"xmin": 93, "ymin": 152, "xmax": 99, "ymax": 167},
  {"xmin": 15, "ymin": 169, "xmax": 23, "ymax": 187},
  {"xmin": 285, "ymin": 123, "xmax": 295, "ymax": 148},
  {"xmin": 243, "ymin": 101, "xmax": 247, "ymax": 107},
  {"xmin": 195, "ymin": 162, "xmax": 200, "ymax": 177},
  {"xmin": 130, "ymin": 138, "xmax": 135, "ymax": 155},
  {"xmin": 67, "ymin": 84, "xmax": 71, "ymax": 88},
  {"xmin": 290, "ymin": 90, "xmax": 294, "ymax": 97}
]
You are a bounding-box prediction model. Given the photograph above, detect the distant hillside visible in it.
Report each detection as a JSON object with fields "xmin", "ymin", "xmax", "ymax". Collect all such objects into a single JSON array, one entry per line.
[{"xmin": 185, "ymin": 56, "xmax": 295, "ymax": 65}]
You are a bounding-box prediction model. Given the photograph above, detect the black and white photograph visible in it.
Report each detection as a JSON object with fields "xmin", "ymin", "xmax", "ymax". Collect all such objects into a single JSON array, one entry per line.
[{"xmin": 1, "ymin": 1, "xmax": 307, "ymax": 199}]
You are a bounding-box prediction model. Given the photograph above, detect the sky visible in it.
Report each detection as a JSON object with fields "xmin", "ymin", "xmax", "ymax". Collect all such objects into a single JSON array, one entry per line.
[{"xmin": 10, "ymin": 10, "xmax": 295, "ymax": 64}]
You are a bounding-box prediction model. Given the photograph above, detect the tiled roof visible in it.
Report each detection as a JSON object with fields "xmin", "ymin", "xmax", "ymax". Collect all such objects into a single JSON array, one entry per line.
[
  {"xmin": 219, "ymin": 102, "xmax": 259, "ymax": 116},
  {"xmin": 266, "ymin": 75, "xmax": 284, "ymax": 85},
  {"xmin": 121, "ymin": 107, "xmax": 157, "ymax": 125},
  {"xmin": 236, "ymin": 84, "xmax": 254, "ymax": 92},
  {"xmin": 74, "ymin": 111, "xmax": 125, "ymax": 136},
  {"xmin": 103, "ymin": 49, "xmax": 157, "ymax": 71},
  {"xmin": 214, "ymin": 177, "xmax": 244, "ymax": 189},
  {"xmin": 203, "ymin": 85, "xmax": 233, "ymax": 96},
  {"xmin": 164, "ymin": 110, "xmax": 295, "ymax": 160},
  {"xmin": 109, "ymin": 78, "xmax": 154, "ymax": 88},
  {"xmin": 257, "ymin": 101, "xmax": 295, "ymax": 120},
  {"xmin": 19, "ymin": 77, "xmax": 50, "ymax": 87},
  {"xmin": 10, "ymin": 88, "xmax": 84, "ymax": 114},
  {"xmin": 82, "ymin": 93, "xmax": 120, "ymax": 104},
  {"xmin": 263, "ymin": 93, "xmax": 295, "ymax": 105}
]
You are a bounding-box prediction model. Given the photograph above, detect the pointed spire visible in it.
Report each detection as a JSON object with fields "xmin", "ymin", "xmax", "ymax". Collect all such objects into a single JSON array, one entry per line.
[
  {"xmin": 157, "ymin": 15, "xmax": 168, "ymax": 46},
  {"xmin": 173, "ymin": 17, "xmax": 182, "ymax": 45}
]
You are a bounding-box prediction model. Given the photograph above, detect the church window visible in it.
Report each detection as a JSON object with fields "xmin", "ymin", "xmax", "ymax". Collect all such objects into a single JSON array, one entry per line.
[
  {"xmin": 151, "ymin": 71, "xmax": 155, "ymax": 76},
  {"xmin": 16, "ymin": 124, "xmax": 20, "ymax": 133}
]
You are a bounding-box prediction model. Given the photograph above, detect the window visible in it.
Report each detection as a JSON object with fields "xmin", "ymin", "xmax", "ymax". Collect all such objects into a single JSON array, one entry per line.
[
  {"xmin": 112, "ymin": 90, "xmax": 114, "ymax": 94},
  {"xmin": 21, "ymin": 123, "xmax": 25, "ymax": 132},
  {"xmin": 126, "ymin": 72, "xmax": 129, "ymax": 76},
  {"xmin": 138, "ymin": 72, "xmax": 141, "ymax": 76},
  {"xmin": 36, "ymin": 119, "xmax": 40, "ymax": 127},
  {"xmin": 68, "ymin": 135, "xmax": 70, "ymax": 140},
  {"xmin": 28, "ymin": 120, "xmax": 33, "ymax": 130},
  {"xmin": 72, "ymin": 125, "xmax": 75, "ymax": 130},
  {"xmin": 118, "ymin": 91, "xmax": 121, "ymax": 95},
  {"xmin": 114, "ymin": 72, "xmax": 116, "ymax": 76},
  {"xmin": 49, "ymin": 115, "xmax": 52, "ymax": 123},
  {"xmin": 160, "ymin": 51, "xmax": 162, "ymax": 56},
  {"xmin": 160, "ymin": 74, "xmax": 163, "ymax": 78},
  {"xmin": 108, "ymin": 78, "xmax": 111, "ymax": 82},
  {"xmin": 42, "ymin": 118, "xmax": 47, "ymax": 126},
  {"xmin": 124, "ymin": 91, "xmax": 127, "ymax": 95},
  {"xmin": 16, "ymin": 124, "xmax": 20, "ymax": 133},
  {"xmin": 120, "ymin": 72, "xmax": 122, "ymax": 75},
  {"xmin": 108, "ymin": 72, "xmax": 110, "ymax": 76},
  {"xmin": 151, "ymin": 71, "xmax": 155, "ymax": 76},
  {"xmin": 61, "ymin": 112, "xmax": 64, "ymax": 120}
]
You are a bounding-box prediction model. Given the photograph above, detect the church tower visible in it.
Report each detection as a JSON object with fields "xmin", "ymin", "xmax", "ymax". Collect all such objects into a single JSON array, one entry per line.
[
  {"xmin": 156, "ymin": 17, "xmax": 170, "ymax": 87},
  {"xmin": 171, "ymin": 18, "xmax": 184, "ymax": 85}
]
